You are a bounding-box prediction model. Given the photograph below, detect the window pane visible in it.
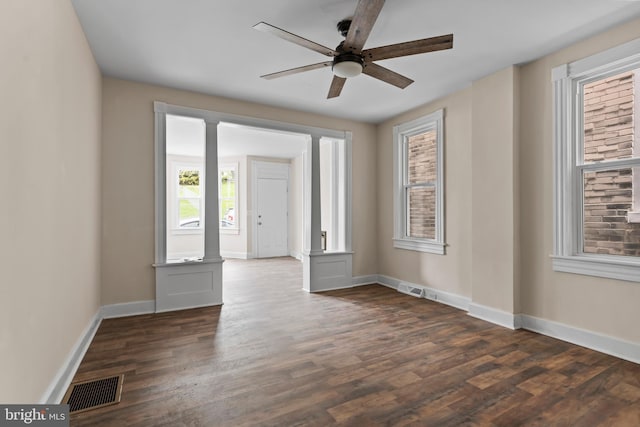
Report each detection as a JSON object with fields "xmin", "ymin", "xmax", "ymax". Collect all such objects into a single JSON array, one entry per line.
[
  {"xmin": 407, "ymin": 130, "xmax": 437, "ymax": 184},
  {"xmin": 219, "ymin": 167, "xmax": 236, "ymax": 228},
  {"xmin": 220, "ymin": 200, "xmax": 235, "ymax": 228},
  {"xmin": 583, "ymin": 69, "xmax": 637, "ymax": 162},
  {"xmin": 178, "ymin": 169, "xmax": 200, "ymax": 197},
  {"xmin": 179, "ymin": 198, "xmax": 200, "ymax": 225},
  {"xmin": 407, "ymin": 186, "xmax": 436, "ymax": 239},
  {"xmin": 583, "ymin": 168, "xmax": 640, "ymax": 256},
  {"xmin": 219, "ymin": 171, "xmax": 235, "ymax": 198}
]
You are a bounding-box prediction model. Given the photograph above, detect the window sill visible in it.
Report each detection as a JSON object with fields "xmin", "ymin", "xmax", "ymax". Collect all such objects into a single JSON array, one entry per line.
[
  {"xmin": 171, "ymin": 228, "xmax": 203, "ymax": 235},
  {"xmin": 551, "ymin": 255, "xmax": 640, "ymax": 283},
  {"xmin": 393, "ymin": 238, "xmax": 445, "ymax": 255},
  {"xmin": 627, "ymin": 211, "xmax": 640, "ymax": 224},
  {"xmin": 220, "ymin": 228, "xmax": 240, "ymax": 235}
]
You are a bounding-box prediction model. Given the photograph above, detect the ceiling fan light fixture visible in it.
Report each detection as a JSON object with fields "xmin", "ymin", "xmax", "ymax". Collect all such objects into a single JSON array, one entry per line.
[{"xmin": 332, "ymin": 54, "xmax": 364, "ymax": 78}]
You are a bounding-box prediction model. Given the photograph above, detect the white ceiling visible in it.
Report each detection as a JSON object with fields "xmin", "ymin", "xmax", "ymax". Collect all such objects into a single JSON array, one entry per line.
[{"xmin": 72, "ymin": 0, "xmax": 640, "ymax": 123}]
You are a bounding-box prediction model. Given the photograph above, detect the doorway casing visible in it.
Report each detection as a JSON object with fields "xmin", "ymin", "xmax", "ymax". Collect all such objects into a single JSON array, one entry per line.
[{"xmin": 153, "ymin": 102, "xmax": 353, "ymax": 312}]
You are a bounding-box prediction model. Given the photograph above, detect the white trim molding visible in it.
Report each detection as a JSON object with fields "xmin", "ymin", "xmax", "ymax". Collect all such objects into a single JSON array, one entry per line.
[
  {"xmin": 468, "ymin": 303, "xmax": 522, "ymax": 330},
  {"xmin": 289, "ymin": 251, "xmax": 303, "ymax": 261},
  {"xmin": 303, "ymin": 252, "xmax": 353, "ymax": 293},
  {"xmin": 101, "ymin": 300, "xmax": 156, "ymax": 319},
  {"xmin": 521, "ymin": 315, "xmax": 640, "ymax": 365},
  {"xmin": 552, "ymin": 37, "xmax": 640, "ymax": 282},
  {"xmin": 154, "ymin": 259, "xmax": 224, "ymax": 313},
  {"xmin": 40, "ymin": 310, "xmax": 102, "ymax": 404},
  {"xmin": 377, "ymin": 275, "xmax": 471, "ymax": 311},
  {"xmin": 220, "ymin": 251, "xmax": 250, "ymax": 259},
  {"xmin": 392, "ymin": 109, "xmax": 446, "ymax": 255},
  {"xmin": 352, "ymin": 275, "xmax": 379, "ymax": 287},
  {"xmin": 551, "ymin": 254, "xmax": 640, "ymax": 282}
]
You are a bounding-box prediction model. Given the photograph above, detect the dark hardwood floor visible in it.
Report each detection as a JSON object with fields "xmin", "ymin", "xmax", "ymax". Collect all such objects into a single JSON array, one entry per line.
[{"xmin": 70, "ymin": 257, "xmax": 640, "ymax": 426}]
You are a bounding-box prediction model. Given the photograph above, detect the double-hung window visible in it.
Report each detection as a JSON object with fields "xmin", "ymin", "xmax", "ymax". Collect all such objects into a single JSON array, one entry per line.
[
  {"xmin": 393, "ymin": 109, "xmax": 445, "ymax": 254},
  {"xmin": 552, "ymin": 38, "xmax": 640, "ymax": 282},
  {"xmin": 176, "ymin": 167, "xmax": 203, "ymax": 229}
]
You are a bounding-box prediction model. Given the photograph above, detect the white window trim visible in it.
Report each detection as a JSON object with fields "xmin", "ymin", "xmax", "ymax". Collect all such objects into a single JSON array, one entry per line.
[
  {"xmin": 552, "ymin": 37, "xmax": 640, "ymax": 282},
  {"xmin": 171, "ymin": 161, "xmax": 204, "ymax": 235},
  {"xmin": 393, "ymin": 109, "xmax": 445, "ymax": 254},
  {"xmin": 218, "ymin": 162, "xmax": 239, "ymax": 234},
  {"xmin": 630, "ymin": 69, "xmax": 640, "ymax": 223}
]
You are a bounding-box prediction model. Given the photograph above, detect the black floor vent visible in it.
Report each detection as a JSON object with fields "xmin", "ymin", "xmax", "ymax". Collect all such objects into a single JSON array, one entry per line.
[{"xmin": 63, "ymin": 374, "xmax": 124, "ymax": 413}]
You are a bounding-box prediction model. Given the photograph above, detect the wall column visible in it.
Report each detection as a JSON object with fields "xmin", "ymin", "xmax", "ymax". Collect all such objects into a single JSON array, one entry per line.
[
  {"xmin": 303, "ymin": 136, "xmax": 323, "ymax": 291},
  {"xmin": 469, "ymin": 65, "xmax": 521, "ymax": 328},
  {"xmin": 204, "ymin": 121, "xmax": 223, "ymax": 262},
  {"xmin": 303, "ymin": 134, "xmax": 353, "ymax": 292}
]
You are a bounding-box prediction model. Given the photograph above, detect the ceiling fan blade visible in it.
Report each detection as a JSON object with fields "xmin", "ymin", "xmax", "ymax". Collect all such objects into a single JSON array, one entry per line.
[
  {"xmin": 253, "ymin": 22, "xmax": 336, "ymax": 57},
  {"xmin": 344, "ymin": 0, "xmax": 385, "ymax": 52},
  {"xmin": 327, "ymin": 76, "xmax": 346, "ymax": 98},
  {"xmin": 363, "ymin": 62, "xmax": 413, "ymax": 89},
  {"xmin": 260, "ymin": 62, "xmax": 333, "ymax": 80},
  {"xmin": 363, "ymin": 34, "xmax": 453, "ymax": 62}
]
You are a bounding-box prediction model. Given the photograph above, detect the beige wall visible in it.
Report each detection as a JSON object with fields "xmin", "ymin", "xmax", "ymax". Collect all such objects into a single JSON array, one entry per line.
[
  {"xmin": 519, "ymin": 17, "xmax": 640, "ymax": 343},
  {"xmin": 101, "ymin": 78, "xmax": 378, "ymax": 304},
  {"xmin": 377, "ymin": 88, "xmax": 473, "ymax": 298},
  {"xmin": 0, "ymin": 0, "xmax": 102, "ymax": 402},
  {"xmin": 471, "ymin": 66, "xmax": 520, "ymax": 313},
  {"xmin": 377, "ymin": 17, "xmax": 640, "ymax": 344}
]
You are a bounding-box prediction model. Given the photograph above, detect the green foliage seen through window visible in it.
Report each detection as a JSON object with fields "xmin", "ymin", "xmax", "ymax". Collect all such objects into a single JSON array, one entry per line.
[{"xmin": 179, "ymin": 170, "xmax": 199, "ymax": 186}]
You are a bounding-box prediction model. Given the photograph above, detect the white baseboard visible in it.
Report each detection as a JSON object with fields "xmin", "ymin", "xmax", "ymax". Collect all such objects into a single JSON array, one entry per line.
[
  {"xmin": 289, "ymin": 251, "xmax": 303, "ymax": 261},
  {"xmin": 221, "ymin": 251, "xmax": 249, "ymax": 259},
  {"xmin": 377, "ymin": 275, "xmax": 471, "ymax": 311},
  {"xmin": 41, "ymin": 300, "xmax": 154, "ymax": 403},
  {"xmin": 101, "ymin": 300, "xmax": 156, "ymax": 319},
  {"xmin": 42, "ymin": 273, "xmax": 640, "ymax": 405},
  {"xmin": 40, "ymin": 309, "xmax": 102, "ymax": 404},
  {"xmin": 352, "ymin": 275, "xmax": 378, "ymax": 287},
  {"xmin": 520, "ymin": 315, "xmax": 640, "ymax": 365},
  {"xmin": 468, "ymin": 303, "xmax": 522, "ymax": 330}
]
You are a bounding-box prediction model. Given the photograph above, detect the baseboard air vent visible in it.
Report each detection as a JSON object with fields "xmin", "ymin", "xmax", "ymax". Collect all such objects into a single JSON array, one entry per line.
[
  {"xmin": 398, "ymin": 283, "xmax": 425, "ymax": 298},
  {"xmin": 62, "ymin": 374, "xmax": 124, "ymax": 414}
]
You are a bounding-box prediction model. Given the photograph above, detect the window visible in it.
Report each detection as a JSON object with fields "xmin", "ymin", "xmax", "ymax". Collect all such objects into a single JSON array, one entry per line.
[
  {"xmin": 219, "ymin": 163, "xmax": 238, "ymax": 231},
  {"xmin": 177, "ymin": 167, "xmax": 203, "ymax": 229},
  {"xmin": 552, "ymin": 38, "xmax": 640, "ymax": 282},
  {"xmin": 393, "ymin": 109, "xmax": 445, "ymax": 254}
]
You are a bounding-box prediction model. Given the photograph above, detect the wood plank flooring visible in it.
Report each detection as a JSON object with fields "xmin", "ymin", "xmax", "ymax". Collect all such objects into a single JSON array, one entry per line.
[{"xmin": 70, "ymin": 257, "xmax": 640, "ymax": 426}]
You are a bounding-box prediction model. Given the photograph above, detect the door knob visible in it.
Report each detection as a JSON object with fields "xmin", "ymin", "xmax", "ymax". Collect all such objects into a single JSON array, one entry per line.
[{"xmin": 258, "ymin": 222, "xmax": 262, "ymax": 225}]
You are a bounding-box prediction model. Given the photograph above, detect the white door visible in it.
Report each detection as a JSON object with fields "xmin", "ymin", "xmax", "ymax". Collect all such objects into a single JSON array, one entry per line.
[{"xmin": 257, "ymin": 178, "xmax": 288, "ymax": 257}]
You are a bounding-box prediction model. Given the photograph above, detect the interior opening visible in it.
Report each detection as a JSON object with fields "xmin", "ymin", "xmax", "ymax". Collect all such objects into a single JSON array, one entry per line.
[
  {"xmin": 217, "ymin": 122, "xmax": 347, "ymax": 298},
  {"xmin": 165, "ymin": 114, "xmax": 206, "ymax": 261}
]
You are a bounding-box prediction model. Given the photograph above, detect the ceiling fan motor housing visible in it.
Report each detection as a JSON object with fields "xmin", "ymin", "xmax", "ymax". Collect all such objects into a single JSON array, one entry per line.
[{"xmin": 332, "ymin": 53, "xmax": 364, "ymax": 78}]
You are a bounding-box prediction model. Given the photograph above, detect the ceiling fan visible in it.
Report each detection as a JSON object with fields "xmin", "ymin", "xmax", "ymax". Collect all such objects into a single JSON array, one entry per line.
[{"xmin": 253, "ymin": 0, "xmax": 453, "ymax": 99}]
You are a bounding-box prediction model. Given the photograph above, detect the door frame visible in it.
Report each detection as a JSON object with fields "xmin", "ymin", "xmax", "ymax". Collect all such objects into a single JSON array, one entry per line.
[{"xmin": 251, "ymin": 160, "xmax": 290, "ymax": 258}]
